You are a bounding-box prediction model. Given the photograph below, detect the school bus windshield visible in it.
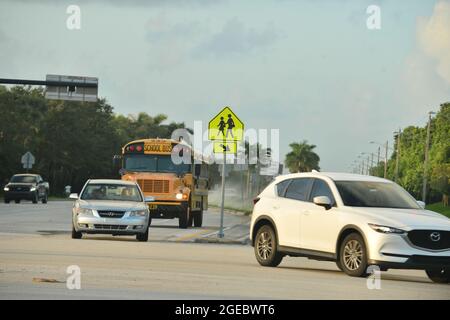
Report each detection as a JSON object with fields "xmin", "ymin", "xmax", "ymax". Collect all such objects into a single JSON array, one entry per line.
[{"xmin": 124, "ymin": 154, "xmax": 191, "ymax": 174}]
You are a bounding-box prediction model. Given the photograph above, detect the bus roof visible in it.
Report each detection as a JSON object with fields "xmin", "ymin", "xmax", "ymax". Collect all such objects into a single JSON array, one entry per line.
[{"xmin": 122, "ymin": 138, "xmax": 212, "ymax": 164}]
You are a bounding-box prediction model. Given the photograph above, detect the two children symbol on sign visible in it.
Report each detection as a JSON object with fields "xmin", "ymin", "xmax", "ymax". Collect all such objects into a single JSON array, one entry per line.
[{"xmin": 218, "ymin": 114, "xmax": 235, "ymax": 139}]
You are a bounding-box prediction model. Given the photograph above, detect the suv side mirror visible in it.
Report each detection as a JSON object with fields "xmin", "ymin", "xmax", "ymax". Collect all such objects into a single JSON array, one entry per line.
[
  {"xmin": 69, "ymin": 193, "xmax": 79, "ymax": 199},
  {"xmin": 313, "ymin": 196, "xmax": 332, "ymax": 210}
]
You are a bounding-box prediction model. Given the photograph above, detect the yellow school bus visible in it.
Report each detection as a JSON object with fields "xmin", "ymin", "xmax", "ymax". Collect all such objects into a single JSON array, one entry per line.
[{"xmin": 120, "ymin": 138, "xmax": 209, "ymax": 229}]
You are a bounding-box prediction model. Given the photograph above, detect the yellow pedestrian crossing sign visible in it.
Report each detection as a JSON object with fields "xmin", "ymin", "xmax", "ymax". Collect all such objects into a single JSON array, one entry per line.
[
  {"xmin": 208, "ymin": 106, "xmax": 244, "ymax": 142},
  {"xmin": 213, "ymin": 141, "xmax": 237, "ymax": 154}
]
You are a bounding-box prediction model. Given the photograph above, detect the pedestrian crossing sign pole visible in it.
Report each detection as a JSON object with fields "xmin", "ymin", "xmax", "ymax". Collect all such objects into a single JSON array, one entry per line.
[{"xmin": 208, "ymin": 106, "xmax": 244, "ymax": 238}]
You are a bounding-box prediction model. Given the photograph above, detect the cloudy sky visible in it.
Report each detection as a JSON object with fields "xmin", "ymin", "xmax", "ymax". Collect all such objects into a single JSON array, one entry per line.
[{"xmin": 1, "ymin": 0, "xmax": 449, "ymax": 171}]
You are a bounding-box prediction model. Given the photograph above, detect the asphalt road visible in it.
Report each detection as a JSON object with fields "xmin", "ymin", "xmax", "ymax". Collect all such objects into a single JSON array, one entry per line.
[
  {"xmin": 0, "ymin": 201, "xmax": 449, "ymax": 299},
  {"xmin": 0, "ymin": 201, "xmax": 249, "ymax": 243}
]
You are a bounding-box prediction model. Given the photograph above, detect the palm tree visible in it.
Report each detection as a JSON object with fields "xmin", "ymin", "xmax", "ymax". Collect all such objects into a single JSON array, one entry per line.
[{"xmin": 285, "ymin": 140, "xmax": 320, "ymax": 173}]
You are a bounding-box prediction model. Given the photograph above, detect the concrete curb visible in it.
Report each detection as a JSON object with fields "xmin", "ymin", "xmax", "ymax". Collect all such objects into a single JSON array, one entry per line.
[
  {"xmin": 207, "ymin": 205, "xmax": 251, "ymax": 217},
  {"xmin": 194, "ymin": 237, "xmax": 250, "ymax": 245}
]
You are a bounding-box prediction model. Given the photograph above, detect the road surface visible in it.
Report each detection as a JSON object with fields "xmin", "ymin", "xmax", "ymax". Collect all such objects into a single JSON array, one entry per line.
[{"xmin": 0, "ymin": 201, "xmax": 449, "ymax": 299}]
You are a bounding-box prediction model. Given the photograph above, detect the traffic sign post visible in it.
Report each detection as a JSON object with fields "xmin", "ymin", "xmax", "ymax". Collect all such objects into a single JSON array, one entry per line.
[
  {"xmin": 219, "ymin": 145, "xmax": 227, "ymax": 238},
  {"xmin": 208, "ymin": 106, "xmax": 244, "ymax": 238}
]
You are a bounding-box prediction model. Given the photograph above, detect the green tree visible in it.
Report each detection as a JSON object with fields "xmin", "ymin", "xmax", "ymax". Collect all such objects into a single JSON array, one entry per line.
[
  {"xmin": 0, "ymin": 86, "xmax": 189, "ymax": 195},
  {"xmin": 285, "ymin": 140, "xmax": 320, "ymax": 173},
  {"xmin": 383, "ymin": 102, "xmax": 449, "ymax": 203}
]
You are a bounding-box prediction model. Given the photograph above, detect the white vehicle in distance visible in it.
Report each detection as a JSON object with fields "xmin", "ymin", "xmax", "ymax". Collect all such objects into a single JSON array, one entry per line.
[
  {"xmin": 250, "ymin": 172, "xmax": 450, "ymax": 283},
  {"xmin": 70, "ymin": 179, "xmax": 154, "ymax": 241}
]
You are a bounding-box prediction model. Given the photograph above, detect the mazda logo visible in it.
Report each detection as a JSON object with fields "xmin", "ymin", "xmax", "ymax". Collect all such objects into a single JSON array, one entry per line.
[{"xmin": 430, "ymin": 232, "xmax": 441, "ymax": 242}]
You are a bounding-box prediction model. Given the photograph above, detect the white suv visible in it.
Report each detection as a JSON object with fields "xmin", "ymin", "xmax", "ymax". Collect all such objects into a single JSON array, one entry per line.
[{"xmin": 250, "ymin": 172, "xmax": 450, "ymax": 283}]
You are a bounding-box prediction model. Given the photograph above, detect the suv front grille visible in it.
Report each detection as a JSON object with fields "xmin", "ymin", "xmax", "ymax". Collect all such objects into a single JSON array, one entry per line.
[
  {"xmin": 94, "ymin": 224, "xmax": 127, "ymax": 230},
  {"xmin": 137, "ymin": 179, "xmax": 169, "ymax": 193},
  {"xmin": 98, "ymin": 210, "xmax": 125, "ymax": 218},
  {"xmin": 409, "ymin": 255, "xmax": 450, "ymax": 265},
  {"xmin": 407, "ymin": 230, "xmax": 450, "ymax": 250}
]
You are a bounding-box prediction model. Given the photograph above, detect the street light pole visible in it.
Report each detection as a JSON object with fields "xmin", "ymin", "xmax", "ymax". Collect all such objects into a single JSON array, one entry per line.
[{"xmin": 422, "ymin": 112, "xmax": 435, "ymax": 202}]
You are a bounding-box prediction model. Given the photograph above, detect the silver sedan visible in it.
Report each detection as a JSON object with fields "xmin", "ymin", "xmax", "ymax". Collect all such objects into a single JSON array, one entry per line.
[{"xmin": 70, "ymin": 179, "xmax": 154, "ymax": 241}]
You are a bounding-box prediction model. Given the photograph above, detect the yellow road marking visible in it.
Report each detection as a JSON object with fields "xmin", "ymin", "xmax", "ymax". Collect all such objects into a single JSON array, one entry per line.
[{"xmin": 175, "ymin": 229, "xmax": 214, "ymax": 242}]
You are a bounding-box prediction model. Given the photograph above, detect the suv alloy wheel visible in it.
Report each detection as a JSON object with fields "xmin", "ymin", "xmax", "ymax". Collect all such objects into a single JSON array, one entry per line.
[
  {"xmin": 254, "ymin": 225, "xmax": 283, "ymax": 267},
  {"xmin": 339, "ymin": 233, "xmax": 369, "ymax": 277}
]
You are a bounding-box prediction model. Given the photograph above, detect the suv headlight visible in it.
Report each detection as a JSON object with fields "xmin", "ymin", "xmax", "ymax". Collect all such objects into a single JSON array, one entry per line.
[
  {"xmin": 76, "ymin": 208, "xmax": 93, "ymax": 215},
  {"xmin": 30, "ymin": 187, "xmax": 36, "ymax": 191},
  {"xmin": 130, "ymin": 210, "xmax": 147, "ymax": 217},
  {"xmin": 3, "ymin": 187, "xmax": 9, "ymax": 191},
  {"xmin": 369, "ymin": 223, "xmax": 406, "ymax": 234}
]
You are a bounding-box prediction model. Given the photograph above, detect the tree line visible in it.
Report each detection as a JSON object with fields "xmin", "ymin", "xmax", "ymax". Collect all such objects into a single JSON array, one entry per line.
[
  {"xmin": 0, "ymin": 86, "xmax": 188, "ymax": 195},
  {"xmin": 372, "ymin": 103, "xmax": 449, "ymax": 204}
]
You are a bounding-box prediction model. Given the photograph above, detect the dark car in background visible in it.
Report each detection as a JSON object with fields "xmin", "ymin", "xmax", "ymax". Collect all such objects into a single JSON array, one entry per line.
[{"xmin": 3, "ymin": 174, "xmax": 49, "ymax": 204}]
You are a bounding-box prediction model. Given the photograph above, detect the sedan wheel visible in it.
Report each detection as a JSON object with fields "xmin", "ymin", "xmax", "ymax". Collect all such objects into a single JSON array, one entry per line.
[{"xmin": 71, "ymin": 225, "xmax": 82, "ymax": 239}]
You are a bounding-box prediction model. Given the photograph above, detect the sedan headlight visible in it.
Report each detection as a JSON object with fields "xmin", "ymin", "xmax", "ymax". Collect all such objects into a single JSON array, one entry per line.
[
  {"xmin": 3, "ymin": 187, "xmax": 9, "ymax": 191},
  {"xmin": 130, "ymin": 210, "xmax": 147, "ymax": 217},
  {"xmin": 76, "ymin": 208, "xmax": 93, "ymax": 215},
  {"xmin": 30, "ymin": 187, "xmax": 37, "ymax": 191},
  {"xmin": 369, "ymin": 223, "xmax": 406, "ymax": 234}
]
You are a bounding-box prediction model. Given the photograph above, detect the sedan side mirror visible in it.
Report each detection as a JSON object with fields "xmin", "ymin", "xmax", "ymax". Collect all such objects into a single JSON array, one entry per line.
[
  {"xmin": 69, "ymin": 193, "xmax": 79, "ymax": 199},
  {"xmin": 144, "ymin": 196, "xmax": 155, "ymax": 203},
  {"xmin": 313, "ymin": 196, "xmax": 332, "ymax": 210},
  {"xmin": 416, "ymin": 200, "xmax": 426, "ymax": 209}
]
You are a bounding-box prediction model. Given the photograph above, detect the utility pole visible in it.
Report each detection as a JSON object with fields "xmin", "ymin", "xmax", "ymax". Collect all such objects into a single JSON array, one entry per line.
[
  {"xmin": 422, "ymin": 112, "xmax": 435, "ymax": 202},
  {"xmin": 370, "ymin": 153, "xmax": 374, "ymax": 176},
  {"xmin": 377, "ymin": 146, "xmax": 381, "ymax": 167},
  {"xmin": 384, "ymin": 140, "xmax": 388, "ymax": 179},
  {"xmin": 394, "ymin": 128, "xmax": 401, "ymax": 182}
]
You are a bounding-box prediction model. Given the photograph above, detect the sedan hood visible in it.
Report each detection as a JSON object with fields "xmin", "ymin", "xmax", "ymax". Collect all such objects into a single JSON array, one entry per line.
[
  {"xmin": 347, "ymin": 207, "xmax": 450, "ymax": 230},
  {"xmin": 77, "ymin": 200, "xmax": 145, "ymax": 211}
]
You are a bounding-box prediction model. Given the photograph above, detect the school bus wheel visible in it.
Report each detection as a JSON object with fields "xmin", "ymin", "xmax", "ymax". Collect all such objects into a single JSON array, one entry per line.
[
  {"xmin": 193, "ymin": 210, "xmax": 203, "ymax": 228},
  {"xmin": 179, "ymin": 202, "xmax": 190, "ymax": 229}
]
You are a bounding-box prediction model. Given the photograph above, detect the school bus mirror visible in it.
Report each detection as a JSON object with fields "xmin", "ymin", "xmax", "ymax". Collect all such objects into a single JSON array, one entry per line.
[{"xmin": 194, "ymin": 164, "xmax": 201, "ymax": 177}]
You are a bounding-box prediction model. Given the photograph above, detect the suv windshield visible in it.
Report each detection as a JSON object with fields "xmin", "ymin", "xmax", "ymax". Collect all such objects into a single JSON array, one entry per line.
[
  {"xmin": 124, "ymin": 154, "xmax": 191, "ymax": 174},
  {"xmin": 10, "ymin": 175, "xmax": 37, "ymax": 183},
  {"xmin": 335, "ymin": 181, "xmax": 420, "ymax": 209},
  {"xmin": 81, "ymin": 184, "xmax": 142, "ymax": 202}
]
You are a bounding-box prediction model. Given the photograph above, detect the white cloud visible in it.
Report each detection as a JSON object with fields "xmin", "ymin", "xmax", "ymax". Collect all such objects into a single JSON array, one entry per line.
[
  {"xmin": 417, "ymin": 0, "xmax": 450, "ymax": 85},
  {"xmin": 193, "ymin": 18, "xmax": 279, "ymax": 57}
]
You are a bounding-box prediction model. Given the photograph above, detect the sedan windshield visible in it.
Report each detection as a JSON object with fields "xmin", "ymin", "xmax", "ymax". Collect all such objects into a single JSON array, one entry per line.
[
  {"xmin": 124, "ymin": 154, "xmax": 191, "ymax": 174},
  {"xmin": 10, "ymin": 175, "xmax": 37, "ymax": 183},
  {"xmin": 81, "ymin": 184, "xmax": 142, "ymax": 202},
  {"xmin": 335, "ymin": 181, "xmax": 420, "ymax": 209}
]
